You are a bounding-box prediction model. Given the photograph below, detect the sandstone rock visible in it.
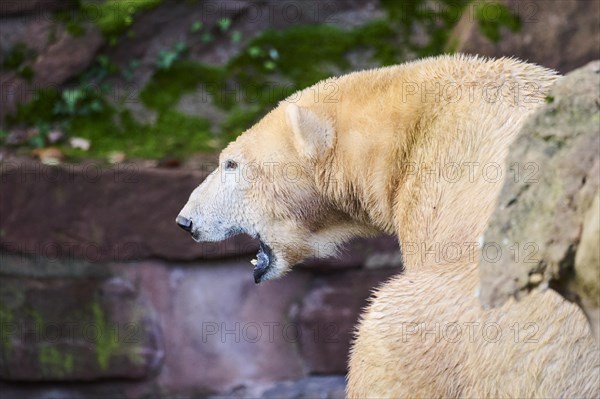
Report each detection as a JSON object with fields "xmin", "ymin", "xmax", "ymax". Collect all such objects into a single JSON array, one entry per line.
[
  {"xmin": 479, "ymin": 61, "xmax": 600, "ymax": 335},
  {"xmin": 260, "ymin": 376, "xmax": 346, "ymax": 399},
  {"xmin": 214, "ymin": 375, "xmax": 346, "ymax": 399},
  {"xmin": 293, "ymin": 269, "xmax": 397, "ymax": 374},
  {"xmin": 0, "ymin": 15, "xmax": 104, "ymax": 120},
  {"xmin": 452, "ymin": 0, "xmax": 600, "ymax": 73},
  {"xmin": 0, "ymin": 74, "xmax": 32, "ymax": 122},
  {"xmin": 300, "ymin": 235, "xmax": 401, "ymax": 271},
  {"xmin": 30, "ymin": 23, "xmax": 104, "ymax": 87},
  {"xmin": 0, "ymin": 274, "xmax": 164, "ymax": 381},
  {"xmin": 149, "ymin": 261, "xmax": 311, "ymax": 394},
  {"xmin": 0, "ymin": 157, "xmax": 258, "ymax": 262},
  {"xmin": 575, "ymin": 191, "xmax": 600, "ymax": 338},
  {"xmin": 0, "ymin": 0, "xmax": 68, "ymax": 16}
]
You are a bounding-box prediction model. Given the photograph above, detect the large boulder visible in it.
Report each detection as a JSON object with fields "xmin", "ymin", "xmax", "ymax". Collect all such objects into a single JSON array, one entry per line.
[
  {"xmin": 0, "ymin": 16, "xmax": 103, "ymax": 120},
  {"xmin": 0, "ymin": 1, "xmax": 68, "ymax": 16},
  {"xmin": 479, "ymin": 61, "xmax": 600, "ymax": 337},
  {"xmin": 452, "ymin": 0, "xmax": 600, "ymax": 73}
]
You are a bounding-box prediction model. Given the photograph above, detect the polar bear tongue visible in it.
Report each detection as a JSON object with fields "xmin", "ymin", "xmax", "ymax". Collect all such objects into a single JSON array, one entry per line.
[{"xmin": 253, "ymin": 240, "xmax": 273, "ymax": 284}]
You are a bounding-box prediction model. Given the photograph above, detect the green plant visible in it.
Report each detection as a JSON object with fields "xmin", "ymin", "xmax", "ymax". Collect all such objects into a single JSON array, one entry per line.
[
  {"xmin": 81, "ymin": 55, "xmax": 118, "ymax": 83},
  {"xmin": 247, "ymin": 46, "xmax": 262, "ymax": 58},
  {"xmin": 121, "ymin": 59, "xmax": 141, "ymax": 81},
  {"xmin": 52, "ymin": 88, "xmax": 105, "ymax": 118},
  {"xmin": 231, "ymin": 30, "xmax": 242, "ymax": 44},
  {"xmin": 191, "ymin": 21, "xmax": 203, "ymax": 33},
  {"xmin": 217, "ymin": 17, "xmax": 232, "ymax": 32},
  {"xmin": 28, "ymin": 122, "xmax": 51, "ymax": 148},
  {"xmin": 201, "ymin": 32, "xmax": 214, "ymax": 43},
  {"xmin": 156, "ymin": 42, "xmax": 188, "ymax": 70}
]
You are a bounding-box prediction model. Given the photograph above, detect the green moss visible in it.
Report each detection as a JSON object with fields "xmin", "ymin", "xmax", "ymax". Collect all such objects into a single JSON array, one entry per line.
[
  {"xmin": 231, "ymin": 25, "xmax": 352, "ymax": 88},
  {"xmin": 63, "ymin": 107, "xmax": 214, "ymax": 159},
  {"xmin": 28, "ymin": 308, "xmax": 45, "ymax": 330},
  {"xmin": 27, "ymin": 308, "xmax": 75, "ymax": 378},
  {"xmin": 0, "ymin": 305, "xmax": 13, "ymax": 361},
  {"xmin": 229, "ymin": 22, "xmax": 400, "ymax": 90},
  {"xmin": 39, "ymin": 346, "xmax": 74, "ymax": 378},
  {"xmin": 7, "ymin": 89, "xmax": 60, "ymax": 127},
  {"xmin": 92, "ymin": 302, "xmax": 118, "ymax": 371},
  {"xmin": 83, "ymin": 0, "xmax": 162, "ymax": 37},
  {"xmin": 140, "ymin": 61, "xmax": 226, "ymax": 111}
]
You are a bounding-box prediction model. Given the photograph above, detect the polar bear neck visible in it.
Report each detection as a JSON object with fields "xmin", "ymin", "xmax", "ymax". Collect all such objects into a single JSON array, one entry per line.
[{"xmin": 301, "ymin": 55, "xmax": 560, "ymax": 271}]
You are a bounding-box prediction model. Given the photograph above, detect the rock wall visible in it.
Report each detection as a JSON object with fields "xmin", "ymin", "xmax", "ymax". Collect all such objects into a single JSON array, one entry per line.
[{"xmin": 479, "ymin": 61, "xmax": 600, "ymax": 339}]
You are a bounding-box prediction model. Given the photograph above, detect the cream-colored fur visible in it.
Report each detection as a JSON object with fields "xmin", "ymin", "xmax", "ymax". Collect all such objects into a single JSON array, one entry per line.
[
  {"xmin": 342, "ymin": 57, "xmax": 599, "ymax": 398},
  {"xmin": 349, "ymin": 265, "xmax": 599, "ymax": 398},
  {"xmin": 178, "ymin": 54, "xmax": 599, "ymax": 396}
]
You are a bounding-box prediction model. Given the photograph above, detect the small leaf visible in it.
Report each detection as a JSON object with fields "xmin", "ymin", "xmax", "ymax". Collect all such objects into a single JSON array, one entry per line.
[
  {"xmin": 174, "ymin": 41, "xmax": 187, "ymax": 53},
  {"xmin": 231, "ymin": 30, "xmax": 242, "ymax": 44},
  {"xmin": 28, "ymin": 135, "xmax": 45, "ymax": 149},
  {"xmin": 217, "ymin": 18, "xmax": 231, "ymax": 31},
  {"xmin": 191, "ymin": 21, "xmax": 203, "ymax": 32},
  {"xmin": 263, "ymin": 60, "xmax": 276, "ymax": 70},
  {"xmin": 89, "ymin": 100, "xmax": 104, "ymax": 113},
  {"xmin": 248, "ymin": 46, "xmax": 261, "ymax": 58}
]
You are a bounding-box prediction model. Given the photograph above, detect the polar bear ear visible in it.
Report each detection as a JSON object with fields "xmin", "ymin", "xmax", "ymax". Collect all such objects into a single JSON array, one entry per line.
[{"xmin": 285, "ymin": 103, "xmax": 334, "ymax": 159}]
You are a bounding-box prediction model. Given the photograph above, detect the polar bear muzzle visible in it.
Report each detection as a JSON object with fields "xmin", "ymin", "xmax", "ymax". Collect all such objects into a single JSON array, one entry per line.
[{"xmin": 175, "ymin": 215, "xmax": 193, "ymax": 233}]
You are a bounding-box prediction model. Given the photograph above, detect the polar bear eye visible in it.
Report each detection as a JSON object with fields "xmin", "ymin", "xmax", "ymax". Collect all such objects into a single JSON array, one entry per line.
[{"xmin": 224, "ymin": 160, "xmax": 238, "ymax": 170}]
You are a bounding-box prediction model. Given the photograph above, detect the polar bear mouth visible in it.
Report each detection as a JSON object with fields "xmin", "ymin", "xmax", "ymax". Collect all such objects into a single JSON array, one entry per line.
[{"xmin": 251, "ymin": 239, "xmax": 274, "ymax": 284}]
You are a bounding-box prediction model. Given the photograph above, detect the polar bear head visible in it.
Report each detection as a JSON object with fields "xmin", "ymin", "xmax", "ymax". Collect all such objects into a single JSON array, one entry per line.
[{"xmin": 177, "ymin": 102, "xmax": 377, "ymax": 283}]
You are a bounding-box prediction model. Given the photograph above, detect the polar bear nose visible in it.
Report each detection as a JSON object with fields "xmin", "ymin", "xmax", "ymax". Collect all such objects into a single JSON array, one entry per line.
[{"xmin": 175, "ymin": 215, "xmax": 193, "ymax": 232}]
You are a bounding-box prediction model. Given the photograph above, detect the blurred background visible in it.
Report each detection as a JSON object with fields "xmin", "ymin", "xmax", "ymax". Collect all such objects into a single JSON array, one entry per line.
[{"xmin": 0, "ymin": 0, "xmax": 598, "ymax": 398}]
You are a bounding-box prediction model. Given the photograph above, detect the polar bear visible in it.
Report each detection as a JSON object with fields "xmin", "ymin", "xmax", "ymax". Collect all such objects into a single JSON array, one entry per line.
[{"xmin": 177, "ymin": 55, "xmax": 599, "ymax": 397}]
